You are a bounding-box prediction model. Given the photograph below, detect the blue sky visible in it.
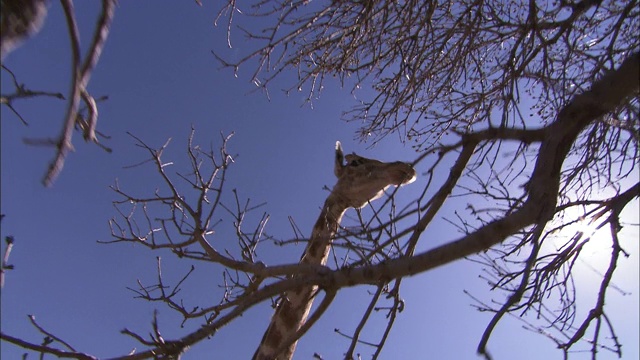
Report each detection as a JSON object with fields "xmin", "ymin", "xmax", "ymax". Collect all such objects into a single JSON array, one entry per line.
[{"xmin": 1, "ymin": 2, "xmax": 638, "ymax": 359}]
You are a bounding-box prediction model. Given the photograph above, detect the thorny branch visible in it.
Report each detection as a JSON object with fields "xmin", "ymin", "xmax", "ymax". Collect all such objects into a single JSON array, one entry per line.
[
  {"xmin": 0, "ymin": 0, "xmax": 116, "ymax": 186},
  {"xmin": 0, "ymin": 235, "xmax": 14, "ymax": 289},
  {"xmin": 136, "ymin": 52, "xmax": 639, "ymax": 359},
  {"xmin": 210, "ymin": 1, "xmax": 638, "ymax": 357},
  {"xmin": 1, "ymin": 1, "xmax": 638, "ymax": 359},
  {"xmin": 5, "ymin": 50, "xmax": 638, "ymax": 358},
  {"xmin": 214, "ymin": 0, "xmax": 638, "ymax": 148},
  {"xmin": 0, "ymin": 65, "xmax": 65, "ymax": 126},
  {"xmin": 39, "ymin": 0, "xmax": 116, "ymax": 187},
  {"xmin": 1, "ymin": 315, "xmax": 97, "ymax": 360}
]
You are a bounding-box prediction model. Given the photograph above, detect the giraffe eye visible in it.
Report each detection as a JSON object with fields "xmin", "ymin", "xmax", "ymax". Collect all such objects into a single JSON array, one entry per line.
[{"xmin": 350, "ymin": 160, "xmax": 359, "ymax": 167}]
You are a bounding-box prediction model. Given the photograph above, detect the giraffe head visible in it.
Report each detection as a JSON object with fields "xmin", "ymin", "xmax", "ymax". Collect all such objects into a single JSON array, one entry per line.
[{"xmin": 332, "ymin": 141, "xmax": 416, "ymax": 209}]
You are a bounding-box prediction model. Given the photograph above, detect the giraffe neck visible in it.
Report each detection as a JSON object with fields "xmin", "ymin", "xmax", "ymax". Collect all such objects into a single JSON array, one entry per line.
[{"xmin": 253, "ymin": 194, "xmax": 347, "ymax": 360}]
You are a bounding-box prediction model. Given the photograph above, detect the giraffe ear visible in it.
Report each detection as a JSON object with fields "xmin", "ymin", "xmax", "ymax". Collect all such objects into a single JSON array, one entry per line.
[{"xmin": 334, "ymin": 141, "xmax": 344, "ymax": 177}]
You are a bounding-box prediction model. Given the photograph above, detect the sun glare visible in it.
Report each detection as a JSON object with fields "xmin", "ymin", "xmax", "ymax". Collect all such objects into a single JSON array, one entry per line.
[{"xmin": 553, "ymin": 200, "xmax": 639, "ymax": 296}]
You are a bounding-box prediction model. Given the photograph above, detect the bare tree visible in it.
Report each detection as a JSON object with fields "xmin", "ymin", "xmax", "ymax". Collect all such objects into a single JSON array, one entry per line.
[
  {"xmin": 1, "ymin": 0, "xmax": 638, "ymax": 359},
  {"xmin": 210, "ymin": 0, "xmax": 639, "ymax": 357}
]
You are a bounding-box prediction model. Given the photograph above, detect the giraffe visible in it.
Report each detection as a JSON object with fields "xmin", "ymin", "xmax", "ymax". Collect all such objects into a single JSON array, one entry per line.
[{"xmin": 253, "ymin": 141, "xmax": 416, "ymax": 360}]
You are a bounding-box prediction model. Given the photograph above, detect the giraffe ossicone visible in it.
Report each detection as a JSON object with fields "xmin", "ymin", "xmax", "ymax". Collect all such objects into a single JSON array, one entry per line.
[{"xmin": 253, "ymin": 141, "xmax": 416, "ymax": 360}]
